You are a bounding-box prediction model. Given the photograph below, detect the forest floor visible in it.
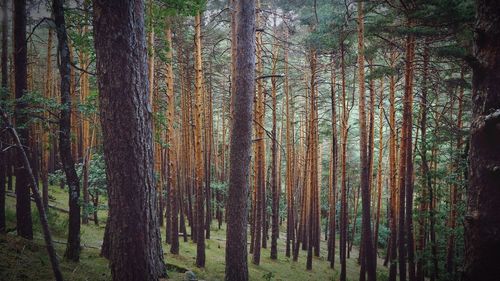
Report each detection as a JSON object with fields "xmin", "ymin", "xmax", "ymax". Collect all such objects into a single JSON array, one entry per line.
[{"xmin": 1, "ymin": 184, "xmax": 388, "ymax": 281}]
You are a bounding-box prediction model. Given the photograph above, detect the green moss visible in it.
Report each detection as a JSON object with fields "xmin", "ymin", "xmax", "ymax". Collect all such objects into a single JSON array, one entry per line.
[{"xmin": 2, "ymin": 189, "xmax": 387, "ymax": 281}]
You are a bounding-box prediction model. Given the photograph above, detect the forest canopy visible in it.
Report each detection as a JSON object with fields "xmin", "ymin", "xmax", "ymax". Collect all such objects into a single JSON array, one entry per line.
[{"xmin": 1, "ymin": 0, "xmax": 499, "ymax": 281}]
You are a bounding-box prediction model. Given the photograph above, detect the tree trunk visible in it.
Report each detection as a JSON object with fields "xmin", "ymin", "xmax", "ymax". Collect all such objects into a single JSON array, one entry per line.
[
  {"xmin": 388, "ymin": 49, "xmax": 398, "ymax": 281},
  {"xmin": 404, "ymin": 31, "xmax": 416, "ymax": 281},
  {"xmin": 13, "ymin": 0, "xmax": 33, "ymax": 240},
  {"xmin": 270, "ymin": 36, "xmax": 280, "ymax": 260},
  {"xmin": 417, "ymin": 40, "xmax": 430, "ymax": 281},
  {"xmin": 252, "ymin": 1, "xmax": 265, "ymax": 265},
  {"xmin": 356, "ymin": 2, "xmax": 376, "ymax": 280},
  {"xmin": 42, "ymin": 28, "xmax": 53, "ymax": 211},
  {"xmin": 193, "ymin": 12, "xmax": 206, "ymax": 268},
  {"xmin": 93, "ymin": 0, "xmax": 166, "ymax": 279},
  {"xmin": 374, "ymin": 78, "xmax": 384, "ymax": 256},
  {"xmin": 204, "ymin": 76, "xmax": 213, "ymax": 240},
  {"xmin": 53, "ymin": 0, "xmax": 81, "ymax": 262},
  {"xmin": 165, "ymin": 24, "xmax": 179, "ymax": 255},
  {"xmin": 306, "ymin": 47, "xmax": 319, "ymax": 270},
  {"xmin": 224, "ymin": 0, "xmax": 255, "ymax": 278},
  {"xmin": 328, "ymin": 53, "xmax": 338, "ymax": 269},
  {"xmin": 285, "ymin": 29, "xmax": 295, "ymax": 258},
  {"xmin": 0, "ymin": 0, "xmax": 8, "ymax": 233},
  {"xmin": 339, "ymin": 36, "xmax": 348, "ymax": 281},
  {"xmin": 0, "ymin": 109, "xmax": 64, "ymax": 281},
  {"xmin": 446, "ymin": 68, "xmax": 464, "ymax": 278},
  {"xmin": 463, "ymin": 1, "xmax": 500, "ymax": 280}
]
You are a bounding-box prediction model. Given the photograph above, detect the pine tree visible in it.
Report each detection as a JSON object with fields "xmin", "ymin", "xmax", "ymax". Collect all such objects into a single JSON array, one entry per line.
[{"xmin": 93, "ymin": 0, "xmax": 166, "ymax": 279}]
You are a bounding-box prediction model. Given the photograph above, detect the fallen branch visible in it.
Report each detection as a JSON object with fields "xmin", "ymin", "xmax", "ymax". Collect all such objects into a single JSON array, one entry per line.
[{"xmin": 0, "ymin": 106, "xmax": 64, "ymax": 281}]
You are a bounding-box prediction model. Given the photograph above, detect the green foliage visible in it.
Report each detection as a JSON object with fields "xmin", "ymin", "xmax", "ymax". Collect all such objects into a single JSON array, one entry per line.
[
  {"xmin": 33, "ymin": 208, "xmax": 68, "ymax": 237},
  {"xmin": 211, "ymin": 181, "xmax": 227, "ymax": 210},
  {"xmin": 262, "ymin": 271, "xmax": 275, "ymax": 281},
  {"xmin": 0, "ymin": 89, "xmax": 62, "ymax": 131},
  {"xmin": 49, "ymin": 153, "xmax": 108, "ymax": 218}
]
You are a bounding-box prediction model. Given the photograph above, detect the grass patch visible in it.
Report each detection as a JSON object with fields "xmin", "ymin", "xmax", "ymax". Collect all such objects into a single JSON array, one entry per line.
[{"xmin": 2, "ymin": 183, "xmax": 388, "ymax": 280}]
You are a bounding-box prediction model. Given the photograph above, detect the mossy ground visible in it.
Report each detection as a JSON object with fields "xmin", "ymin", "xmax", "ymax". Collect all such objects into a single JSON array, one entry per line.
[{"xmin": 1, "ymin": 184, "xmax": 388, "ymax": 281}]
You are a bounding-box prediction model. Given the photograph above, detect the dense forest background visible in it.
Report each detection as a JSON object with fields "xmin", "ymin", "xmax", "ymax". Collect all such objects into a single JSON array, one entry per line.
[{"xmin": 0, "ymin": 0, "xmax": 498, "ymax": 281}]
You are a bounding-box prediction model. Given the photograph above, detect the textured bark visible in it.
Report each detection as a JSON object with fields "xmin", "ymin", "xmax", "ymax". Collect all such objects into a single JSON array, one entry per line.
[
  {"xmin": 463, "ymin": 1, "xmax": 500, "ymax": 280},
  {"xmin": 224, "ymin": 0, "xmax": 255, "ymax": 278},
  {"xmin": 0, "ymin": 0, "xmax": 7, "ymax": 233},
  {"xmin": 165, "ymin": 24, "xmax": 179, "ymax": 255},
  {"xmin": 13, "ymin": 0, "xmax": 33, "ymax": 240},
  {"xmin": 416, "ymin": 41, "xmax": 430, "ymax": 281},
  {"xmin": 388, "ymin": 50, "xmax": 398, "ymax": 281},
  {"xmin": 68, "ymin": 43, "xmax": 79, "ymax": 161},
  {"xmin": 446, "ymin": 68, "xmax": 464, "ymax": 277},
  {"xmin": 356, "ymin": 2, "xmax": 376, "ymax": 280},
  {"xmin": 1, "ymin": 0, "xmax": 6, "ymax": 91},
  {"xmin": 193, "ymin": 12, "xmax": 206, "ymax": 268},
  {"xmin": 328, "ymin": 53, "xmax": 337, "ymax": 269},
  {"xmin": 204, "ymin": 76, "xmax": 213, "ymax": 240},
  {"xmin": 252, "ymin": 1, "xmax": 265, "ymax": 264},
  {"xmin": 203, "ymin": 58, "xmax": 214, "ymax": 239},
  {"xmin": 285, "ymin": 30, "xmax": 295, "ymax": 258},
  {"xmin": 53, "ymin": 0, "xmax": 81, "ymax": 262},
  {"xmin": 394, "ymin": 29, "xmax": 417, "ymax": 281},
  {"xmin": 306, "ymin": 48, "xmax": 319, "ymax": 270},
  {"xmin": 42, "ymin": 28, "xmax": 53, "ymax": 211},
  {"xmin": 179, "ymin": 38, "xmax": 191, "ymax": 243},
  {"xmin": 404, "ymin": 32, "xmax": 416, "ymax": 281},
  {"xmin": 270, "ymin": 36, "xmax": 280, "ymax": 260},
  {"xmin": 374, "ymin": 79, "xmax": 384, "ymax": 256},
  {"xmin": 0, "ymin": 127, "xmax": 4, "ymax": 232},
  {"xmin": 93, "ymin": 0, "xmax": 166, "ymax": 280},
  {"xmin": 80, "ymin": 34, "xmax": 91, "ymax": 225},
  {"xmin": 339, "ymin": 37, "xmax": 348, "ymax": 281},
  {"xmin": 397, "ymin": 44, "xmax": 409, "ymax": 281}
]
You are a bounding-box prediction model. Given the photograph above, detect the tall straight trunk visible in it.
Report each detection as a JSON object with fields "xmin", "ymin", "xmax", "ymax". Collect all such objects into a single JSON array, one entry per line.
[
  {"xmin": 374, "ymin": 78, "xmax": 384, "ymax": 255},
  {"xmin": 388, "ymin": 49, "xmax": 398, "ymax": 281},
  {"xmin": 397, "ymin": 30, "xmax": 416, "ymax": 281},
  {"xmin": 350, "ymin": 169, "xmax": 360, "ymax": 251},
  {"xmin": 53, "ymin": 0, "xmax": 81, "ymax": 262},
  {"xmin": 0, "ymin": 0, "xmax": 5, "ymax": 95},
  {"xmin": 446, "ymin": 68, "xmax": 464, "ymax": 277},
  {"xmin": 0, "ymin": 117, "xmax": 3, "ymax": 233},
  {"xmin": 0, "ymin": 0, "xmax": 8, "ymax": 233},
  {"xmin": 193, "ymin": 12, "xmax": 206, "ymax": 268},
  {"xmin": 165, "ymin": 24, "xmax": 179, "ymax": 255},
  {"xmin": 270, "ymin": 34, "xmax": 280, "ymax": 260},
  {"xmin": 179, "ymin": 38, "xmax": 191, "ymax": 242},
  {"xmin": 464, "ymin": 2, "xmax": 500, "ymax": 280},
  {"xmin": 147, "ymin": 0, "xmax": 155, "ymax": 108},
  {"xmin": 93, "ymin": 0, "xmax": 166, "ymax": 279},
  {"xmin": 328, "ymin": 53, "xmax": 338, "ymax": 269},
  {"xmin": 417, "ymin": 40, "xmax": 430, "ymax": 281},
  {"xmin": 398, "ymin": 65, "xmax": 408, "ymax": 281},
  {"xmin": 429, "ymin": 94, "xmax": 439, "ymax": 281},
  {"xmin": 252, "ymin": 1, "xmax": 265, "ymax": 264},
  {"xmin": 204, "ymin": 70, "xmax": 213, "ymax": 240},
  {"xmin": 368, "ymin": 64, "xmax": 375, "ymax": 206},
  {"xmin": 224, "ymin": 0, "xmax": 255, "ymax": 278},
  {"xmin": 306, "ymin": 47, "xmax": 319, "ymax": 270},
  {"xmin": 404, "ymin": 31, "xmax": 416, "ymax": 281},
  {"xmin": 13, "ymin": 0, "xmax": 33, "ymax": 240},
  {"xmin": 80, "ymin": 39, "xmax": 91, "ymax": 225},
  {"xmin": 357, "ymin": 2, "xmax": 376, "ymax": 280},
  {"xmin": 339, "ymin": 37, "xmax": 348, "ymax": 281},
  {"xmin": 285, "ymin": 29, "xmax": 295, "ymax": 258}
]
